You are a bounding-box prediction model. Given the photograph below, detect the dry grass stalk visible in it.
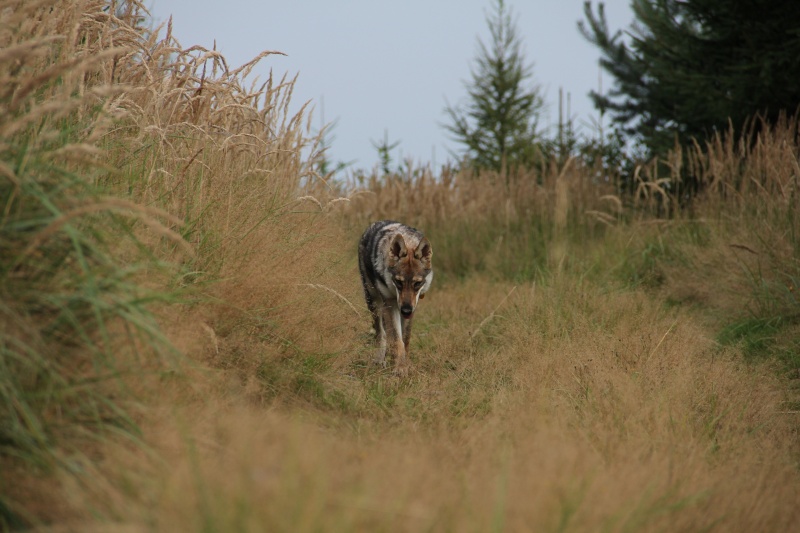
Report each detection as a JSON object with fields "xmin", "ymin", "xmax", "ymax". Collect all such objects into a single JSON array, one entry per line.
[
  {"xmin": 470, "ymin": 285, "xmax": 517, "ymax": 340},
  {"xmin": 17, "ymin": 197, "xmax": 191, "ymax": 262}
]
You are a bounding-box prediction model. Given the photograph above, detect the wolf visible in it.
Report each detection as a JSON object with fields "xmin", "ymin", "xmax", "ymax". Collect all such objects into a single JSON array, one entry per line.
[{"xmin": 358, "ymin": 220, "xmax": 433, "ymax": 376}]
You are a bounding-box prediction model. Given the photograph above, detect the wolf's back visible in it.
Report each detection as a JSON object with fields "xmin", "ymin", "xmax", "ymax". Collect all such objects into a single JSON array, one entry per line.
[{"xmin": 358, "ymin": 220, "xmax": 400, "ymax": 288}]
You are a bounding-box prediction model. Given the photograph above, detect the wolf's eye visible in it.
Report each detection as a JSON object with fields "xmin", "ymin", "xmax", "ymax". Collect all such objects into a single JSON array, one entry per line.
[
  {"xmin": 394, "ymin": 279, "xmax": 404, "ymax": 288},
  {"xmin": 413, "ymin": 281, "xmax": 424, "ymax": 290}
]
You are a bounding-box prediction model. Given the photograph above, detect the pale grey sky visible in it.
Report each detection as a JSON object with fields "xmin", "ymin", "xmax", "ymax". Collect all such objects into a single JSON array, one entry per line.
[{"xmin": 147, "ymin": 1, "xmax": 633, "ymax": 170}]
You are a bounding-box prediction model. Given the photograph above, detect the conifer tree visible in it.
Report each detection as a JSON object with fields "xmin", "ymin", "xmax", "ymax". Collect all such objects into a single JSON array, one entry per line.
[
  {"xmin": 580, "ymin": 0, "xmax": 800, "ymax": 157},
  {"xmin": 444, "ymin": 0, "xmax": 545, "ymax": 173}
]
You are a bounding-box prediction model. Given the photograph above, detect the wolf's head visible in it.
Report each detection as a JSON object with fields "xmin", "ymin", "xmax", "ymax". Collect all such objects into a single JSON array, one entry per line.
[{"xmin": 386, "ymin": 233, "xmax": 433, "ymax": 319}]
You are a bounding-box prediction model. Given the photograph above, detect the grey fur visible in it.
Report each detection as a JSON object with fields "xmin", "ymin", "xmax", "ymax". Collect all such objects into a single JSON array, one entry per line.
[{"xmin": 358, "ymin": 220, "xmax": 433, "ymax": 376}]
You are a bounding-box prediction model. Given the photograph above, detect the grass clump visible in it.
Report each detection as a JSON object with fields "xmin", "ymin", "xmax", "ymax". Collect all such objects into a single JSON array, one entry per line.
[{"xmin": 0, "ymin": 0, "xmax": 185, "ymax": 526}]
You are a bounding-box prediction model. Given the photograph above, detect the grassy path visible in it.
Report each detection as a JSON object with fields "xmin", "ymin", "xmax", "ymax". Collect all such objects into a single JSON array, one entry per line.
[{"xmin": 98, "ymin": 274, "xmax": 799, "ymax": 532}]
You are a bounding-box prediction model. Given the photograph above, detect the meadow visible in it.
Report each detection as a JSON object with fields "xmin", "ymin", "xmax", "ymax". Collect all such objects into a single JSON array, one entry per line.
[{"xmin": 2, "ymin": 1, "xmax": 798, "ymax": 531}]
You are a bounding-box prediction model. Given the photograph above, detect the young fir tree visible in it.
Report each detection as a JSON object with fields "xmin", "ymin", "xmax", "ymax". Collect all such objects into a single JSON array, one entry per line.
[
  {"xmin": 444, "ymin": 0, "xmax": 545, "ymax": 174},
  {"xmin": 580, "ymin": 0, "xmax": 800, "ymax": 158}
]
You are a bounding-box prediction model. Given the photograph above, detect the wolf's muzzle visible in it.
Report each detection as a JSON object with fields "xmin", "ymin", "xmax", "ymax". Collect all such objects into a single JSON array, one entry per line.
[{"xmin": 400, "ymin": 304, "xmax": 414, "ymax": 318}]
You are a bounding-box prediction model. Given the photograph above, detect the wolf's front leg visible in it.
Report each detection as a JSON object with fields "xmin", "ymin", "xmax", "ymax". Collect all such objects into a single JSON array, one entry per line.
[
  {"xmin": 373, "ymin": 313, "xmax": 387, "ymax": 367},
  {"xmin": 381, "ymin": 305, "xmax": 408, "ymax": 376},
  {"xmin": 366, "ymin": 292, "xmax": 387, "ymax": 367},
  {"xmin": 401, "ymin": 316, "xmax": 413, "ymax": 356}
]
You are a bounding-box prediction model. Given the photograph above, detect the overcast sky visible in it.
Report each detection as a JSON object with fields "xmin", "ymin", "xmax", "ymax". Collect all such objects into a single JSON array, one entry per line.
[{"xmin": 147, "ymin": 1, "xmax": 634, "ymax": 171}]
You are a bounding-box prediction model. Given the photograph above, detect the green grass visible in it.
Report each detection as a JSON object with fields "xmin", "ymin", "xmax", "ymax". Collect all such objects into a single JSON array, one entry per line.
[
  {"xmin": 718, "ymin": 317, "xmax": 784, "ymax": 358},
  {"xmin": 0, "ymin": 11, "xmax": 183, "ymax": 525}
]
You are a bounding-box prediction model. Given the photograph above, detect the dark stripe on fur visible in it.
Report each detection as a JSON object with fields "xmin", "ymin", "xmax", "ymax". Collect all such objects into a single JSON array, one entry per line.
[{"xmin": 359, "ymin": 220, "xmax": 395, "ymax": 291}]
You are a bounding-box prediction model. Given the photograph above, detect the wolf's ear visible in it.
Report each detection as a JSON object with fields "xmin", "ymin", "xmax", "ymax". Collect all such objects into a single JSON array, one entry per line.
[
  {"xmin": 390, "ymin": 234, "xmax": 407, "ymax": 260},
  {"xmin": 418, "ymin": 238, "xmax": 432, "ymax": 264}
]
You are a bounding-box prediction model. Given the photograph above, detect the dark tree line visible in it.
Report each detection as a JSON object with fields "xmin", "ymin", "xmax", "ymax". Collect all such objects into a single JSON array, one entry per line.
[
  {"xmin": 580, "ymin": 0, "xmax": 800, "ymax": 158},
  {"xmin": 443, "ymin": 0, "xmax": 800, "ymax": 178}
]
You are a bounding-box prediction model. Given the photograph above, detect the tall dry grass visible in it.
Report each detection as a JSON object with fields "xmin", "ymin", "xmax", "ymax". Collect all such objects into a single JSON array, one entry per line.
[
  {"xmin": 338, "ymin": 158, "xmax": 623, "ymax": 281},
  {"xmin": 689, "ymin": 115, "xmax": 800, "ymax": 315},
  {"xmin": 0, "ymin": 0, "xmax": 344, "ymax": 527},
  {"xmin": 621, "ymin": 116, "xmax": 800, "ymax": 372},
  {"xmin": 0, "ymin": 0, "xmax": 191, "ymax": 525},
  {"xmin": 2, "ymin": 0, "xmax": 799, "ymax": 531}
]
